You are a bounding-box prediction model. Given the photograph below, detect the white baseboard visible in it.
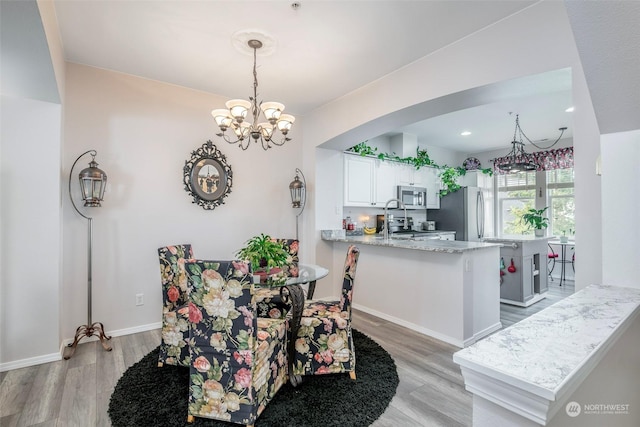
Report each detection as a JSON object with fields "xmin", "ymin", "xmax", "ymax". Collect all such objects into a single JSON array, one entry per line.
[
  {"xmin": 353, "ymin": 303, "xmax": 465, "ymax": 348},
  {"xmin": 0, "ymin": 322, "xmax": 162, "ymax": 373},
  {"xmin": 0, "ymin": 352, "xmax": 62, "ymax": 372}
]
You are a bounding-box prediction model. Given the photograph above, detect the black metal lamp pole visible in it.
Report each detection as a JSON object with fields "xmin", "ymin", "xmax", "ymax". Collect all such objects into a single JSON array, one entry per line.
[{"xmin": 64, "ymin": 150, "xmax": 112, "ymax": 360}]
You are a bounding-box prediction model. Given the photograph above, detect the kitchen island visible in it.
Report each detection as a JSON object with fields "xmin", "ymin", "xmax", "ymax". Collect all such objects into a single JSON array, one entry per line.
[
  {"xmin": 321, "ymin": 231, "xmax": 503, "ymax": 347},
  {"xmin": 483, "ymin": 236, "xmax": 551, "ymax": 307}
]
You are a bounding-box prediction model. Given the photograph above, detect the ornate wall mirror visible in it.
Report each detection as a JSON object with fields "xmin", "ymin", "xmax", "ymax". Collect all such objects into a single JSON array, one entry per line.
[{"xmin": 183, "ymin": 140, "xmax": 232, "ymax": 210}]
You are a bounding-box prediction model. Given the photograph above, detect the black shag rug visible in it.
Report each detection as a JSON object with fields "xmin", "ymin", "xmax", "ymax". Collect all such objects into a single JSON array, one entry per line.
[{"xmin": 108, "ymin": 329, "xmax": 399, "ymax": 427}]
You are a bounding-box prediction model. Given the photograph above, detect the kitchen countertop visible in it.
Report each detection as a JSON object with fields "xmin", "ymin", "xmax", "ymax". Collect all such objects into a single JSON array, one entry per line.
[
  {"xmin": 321, "ymin": 230, "xmax": 502, "ymax": 253},
  {"xmin": 483, "ymin": 235, "xmax": 553, "ymax": 243},
  {"xmin": 453, "ymin": 284, "xmax": 640, "ymax": 422}
]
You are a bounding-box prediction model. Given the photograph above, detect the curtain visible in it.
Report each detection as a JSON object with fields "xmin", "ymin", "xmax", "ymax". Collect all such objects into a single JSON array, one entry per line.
[{"xmin": 493, "ymin": 146, "xmax": 573, "ymax": 174}]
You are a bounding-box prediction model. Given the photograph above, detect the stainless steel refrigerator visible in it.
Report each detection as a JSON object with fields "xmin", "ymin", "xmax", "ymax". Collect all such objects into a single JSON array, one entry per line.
[{"xmin": 426, "ymin": 186, "xmax": 493, "ymax": 241}]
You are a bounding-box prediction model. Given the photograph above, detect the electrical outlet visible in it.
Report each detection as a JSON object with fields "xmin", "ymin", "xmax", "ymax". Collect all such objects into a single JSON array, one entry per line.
[{"xmin": 136, "ymin": 293, "xmax": 144, "ymax": 306}]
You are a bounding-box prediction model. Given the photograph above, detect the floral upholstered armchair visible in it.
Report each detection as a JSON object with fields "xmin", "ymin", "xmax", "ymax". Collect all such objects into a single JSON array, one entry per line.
[
  {"xmin": 254, "ymin": 238, "xmax": 299, "ymax": 319},
  {"xmin": 157, "ymin": 244, "xmax": 193, "ymax": 367},
  {"xmin": 185, "ymin": 259, "xmax": 288, "ymax": 426},
  {"xmin": 293, "ymin": 245, "xmax": 360, "ymax": 378}
]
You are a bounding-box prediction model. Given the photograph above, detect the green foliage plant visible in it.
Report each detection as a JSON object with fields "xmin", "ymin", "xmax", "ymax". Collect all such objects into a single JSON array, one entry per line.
[
  {"xmin": 347, "ymin": 142, "xmax": 492, "ymax": 197},
  {"xmin": 521, "ymin": 207, "xmax": 550, "ymax": 230},
  {"xmin": 235, "ymin": 234, "xmax": 289, "ymax": 272}
]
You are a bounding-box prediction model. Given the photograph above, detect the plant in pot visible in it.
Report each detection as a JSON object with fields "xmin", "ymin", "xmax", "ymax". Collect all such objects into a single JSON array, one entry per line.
[
  {"xmin": 521, "ymin": 207, "xmax": 550, "ymax": 237},
  {"xmin": 236, "ymin": 234, "xmax": 289, "ymax": 284}
]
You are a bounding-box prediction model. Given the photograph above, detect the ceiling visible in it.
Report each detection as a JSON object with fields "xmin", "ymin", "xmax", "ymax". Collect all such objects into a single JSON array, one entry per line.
[{"xmin": 44, "ymin": 1, "xmax": 636, "ymax": 152}]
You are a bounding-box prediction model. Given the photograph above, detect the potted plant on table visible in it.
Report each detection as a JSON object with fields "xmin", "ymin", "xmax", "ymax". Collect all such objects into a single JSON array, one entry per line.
[
  {"xmin": 236, "ymin": 234, "xmax": 289, "ymax": 284},
  {"xmin": 521, "ymin": 207, "xmax": 550, "ymax": 237}
]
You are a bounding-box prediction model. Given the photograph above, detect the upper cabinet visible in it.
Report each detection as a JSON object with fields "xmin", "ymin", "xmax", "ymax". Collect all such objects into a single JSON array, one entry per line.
[
  {"xmin": 344, "ymin": 153, "xmax": 441, "ymax": 208},
  {"xmin": 422, "ymin": 167, "xmax": 441, "ymax": 209},
  {"xmin": 460, "ymin": 170, "xmax": 494, "ymax": 190},
  {"xmin": 397, "ymin": 165, "xmax": 426, "ymax": 187},
  {"xmin": 343, "ymin": 154, "xmax": 395, "ymax": 207}
]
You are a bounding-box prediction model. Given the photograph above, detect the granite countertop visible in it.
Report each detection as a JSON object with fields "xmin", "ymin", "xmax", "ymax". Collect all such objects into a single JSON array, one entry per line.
[
  {"xmin": 483, "ymin": 235, "xmax": 553, "ymax": 243},
  {"xmin": 321, "ymin": 230, "xmax": 502, "ymax": 254},
  {"xmin": 453, "ymin": 284, "xmax": 640, "ymax": 398}
]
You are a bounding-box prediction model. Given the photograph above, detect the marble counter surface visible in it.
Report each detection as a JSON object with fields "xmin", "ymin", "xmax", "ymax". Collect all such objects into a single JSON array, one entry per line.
[
  {"xmin": 454, "ymin": 284, "xmax": 640, "ymax": 399},
  {"xmin": 483, "ymin": 235, "xmax": 553, "ymax": 243},
  {"xmin": 321, "ymin": 230, "xmax": 502, "ymax": 254}
]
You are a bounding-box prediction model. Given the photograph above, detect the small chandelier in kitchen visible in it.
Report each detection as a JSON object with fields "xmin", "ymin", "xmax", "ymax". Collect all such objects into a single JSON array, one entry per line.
[
  {"xmin": 211, "ymin": 39, "xmax": 295, "ymax": 151},
  {"xmin": 497, "ymin": 114, "xmax": 567, "ymax": 173}
]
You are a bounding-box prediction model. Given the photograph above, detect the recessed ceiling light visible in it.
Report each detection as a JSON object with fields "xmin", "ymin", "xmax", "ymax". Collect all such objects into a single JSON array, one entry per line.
[
  {"xmin": 565, "ymin": 106, "xmax": 575, "ymax": 112},
  {"xmin": 460, "ymin": 131, "xmax": 471, "ymax": 136}
]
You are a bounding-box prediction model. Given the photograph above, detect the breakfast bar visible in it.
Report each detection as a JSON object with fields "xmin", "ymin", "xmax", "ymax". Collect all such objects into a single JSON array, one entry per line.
[
  {"xmin": 453, "ymin": 284, "xmax": 640, "ymax": 426},
  {"xmin": 321, "ymin": 232, "xmax": 502, "ymax": 347}
]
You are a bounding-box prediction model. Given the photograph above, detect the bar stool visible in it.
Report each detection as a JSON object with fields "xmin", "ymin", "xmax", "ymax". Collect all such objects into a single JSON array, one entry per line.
[{"xmin": 548, "ymin": 244, "xmax": 559, "ymax": 281}]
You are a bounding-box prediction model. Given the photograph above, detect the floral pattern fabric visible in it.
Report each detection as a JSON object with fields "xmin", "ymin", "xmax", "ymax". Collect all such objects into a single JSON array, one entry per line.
[
  {"xmin": 158, "ymin": 244, "xmax": 193, "ymax": 367},
  {"xmin": 186, "ymin": 259, "xmax": 288, "ymax": 426},
  {"xmin": 293, "ymin": 245, "xmax": 360, "ymax": 377},
  {"xmin": 255, "ymin": 238, "xmax": 300, "ymax": 319}
]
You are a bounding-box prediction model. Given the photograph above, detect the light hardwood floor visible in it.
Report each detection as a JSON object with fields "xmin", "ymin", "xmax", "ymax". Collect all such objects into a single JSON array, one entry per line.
[{"xmin": 0, "ymin": 280, "xmax": 574, "ymax": 427}]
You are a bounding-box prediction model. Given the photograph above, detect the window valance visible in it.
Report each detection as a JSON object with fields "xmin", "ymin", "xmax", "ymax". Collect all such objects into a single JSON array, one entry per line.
[{"xmin": 493, "ymin": 146, "xmax": 573, "ymax": 174}]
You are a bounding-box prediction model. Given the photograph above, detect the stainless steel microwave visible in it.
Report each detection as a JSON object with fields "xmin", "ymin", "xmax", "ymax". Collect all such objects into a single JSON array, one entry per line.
[{"xmin": 397, "ymin": 186, "xmax": 427, "ymax": 209}]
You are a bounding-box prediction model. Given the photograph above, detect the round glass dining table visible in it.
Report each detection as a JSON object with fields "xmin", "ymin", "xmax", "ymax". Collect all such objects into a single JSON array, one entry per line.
[{"xmin": 286, "ymin": 263, "xmax": 329, "ymax": 299}]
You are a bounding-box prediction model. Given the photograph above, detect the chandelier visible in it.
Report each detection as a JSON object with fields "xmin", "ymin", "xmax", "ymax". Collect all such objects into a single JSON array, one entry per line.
[
  {"xmin": 497, "ymin": 114, "xmax": 567, "ymax": 173},
  {"xmin": 211, "ymin": 39, "xmax": 295, "ymax": 151}
]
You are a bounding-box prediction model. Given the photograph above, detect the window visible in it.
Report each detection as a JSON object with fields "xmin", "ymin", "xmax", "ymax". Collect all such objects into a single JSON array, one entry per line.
[
  {"xmin": 495, "ymin": 168, "xmax": 574, "ymax": 236},
  {"xmin": 497, "ymin": 171, "xmax": 536, "ymax": 235},
  {"xmin": 547, "ymin": 168, "xmax": 575, "ymax": 237}
]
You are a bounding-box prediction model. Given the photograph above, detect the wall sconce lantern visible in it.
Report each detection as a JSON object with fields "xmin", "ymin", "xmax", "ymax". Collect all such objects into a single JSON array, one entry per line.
[
  {"xmin": 64, "ymin": 150, "xmax": 112, "ymax": 359},
  {"xmin": 289, "ymin": 168, "xmax": 306, "ymax": 240}
]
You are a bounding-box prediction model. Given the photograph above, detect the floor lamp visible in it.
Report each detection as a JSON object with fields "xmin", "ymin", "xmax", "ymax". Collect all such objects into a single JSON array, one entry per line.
[
  {"xmin": 64, "ymin": 150, "xmax": 112, "ymax": 360},
  {"xmin": 289, "ymin": 168, "xmax": 306, "ymax": 241}
]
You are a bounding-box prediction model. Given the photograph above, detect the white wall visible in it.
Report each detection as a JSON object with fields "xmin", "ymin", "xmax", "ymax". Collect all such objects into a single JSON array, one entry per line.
[
  {"xmin": 1, "ymin": 95, "xmax": 62, "ymax": 367},
  {"xmin": 305, "ymin": 1, "xmax": 601, "ymax": 291},
  {"xmin": 601, "ymin": 129, "xmax": 640, "ymax": 289},
  {"xmin": 61, "ymin": 64, "xmax": 302, "ymax": 341}
]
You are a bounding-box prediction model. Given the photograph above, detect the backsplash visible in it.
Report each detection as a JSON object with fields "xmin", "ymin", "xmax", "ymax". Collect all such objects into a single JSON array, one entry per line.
[{"xmin": 343, "ymin": 206, "xmax": 427, "ymax": 231}]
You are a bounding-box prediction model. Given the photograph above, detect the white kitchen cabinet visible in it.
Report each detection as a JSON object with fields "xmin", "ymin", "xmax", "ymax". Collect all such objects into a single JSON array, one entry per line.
[
  {"xmin": 422, "ymin": 166, "xmax": 441, "ymax": 209},
  {"xmin": 343, "ymin": 154, "xmax": 396, "ymax": 207},
  {"xmin": 374, "ymin": 160, "xmax": 396, "ymax": 205},
  {"xmin": 397, "ymin": 163, "xmax": 427, "ymax": 187},
  {"xmin": 344, "ymin": 155, "xmax": 375, "ymax": 206},
  {"xmin": 460, "ymin": 170, "xmax": 493, "ymax": 189}
]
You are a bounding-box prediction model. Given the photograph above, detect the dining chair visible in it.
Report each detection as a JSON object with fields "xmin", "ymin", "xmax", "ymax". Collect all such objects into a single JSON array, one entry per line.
[
  {"xmin": 185, "ymin": 259, "xmax": 289, "ymax": 426},
  {"xmin": 157, "ymin": 244, "xmax": 193, "ymax": 368},
  {"xmin": 255, "ymin": 238, "xmax": 299, "ymax": 319},
  {"xmin": 292, "ymin": 245, "xmax": 360, "ymax": 379},
  {"xmin": 547, "ymin": 244, "xmax": 559, "ymax": 281}
]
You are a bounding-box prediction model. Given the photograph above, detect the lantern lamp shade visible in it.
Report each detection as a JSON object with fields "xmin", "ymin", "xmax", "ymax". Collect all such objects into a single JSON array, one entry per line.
[
  {"xmin": 289, "ymin": 174, "xmax": 305, "ymax": 208},
  {"xmin": 79, "ymin": 159, "xmax": 107, "ymax": 207}
]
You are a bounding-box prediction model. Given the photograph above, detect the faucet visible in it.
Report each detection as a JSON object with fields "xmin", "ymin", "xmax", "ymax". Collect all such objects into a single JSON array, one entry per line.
[{"xmin": 383, "ymin": 198, "xmax": 408, "ymax": 240}]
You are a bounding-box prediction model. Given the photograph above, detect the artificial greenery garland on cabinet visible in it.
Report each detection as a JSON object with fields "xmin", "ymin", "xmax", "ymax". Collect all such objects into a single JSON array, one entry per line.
[{"xmin": 347, "ymin": 142, "xmax": 492, "ymax": 196}]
